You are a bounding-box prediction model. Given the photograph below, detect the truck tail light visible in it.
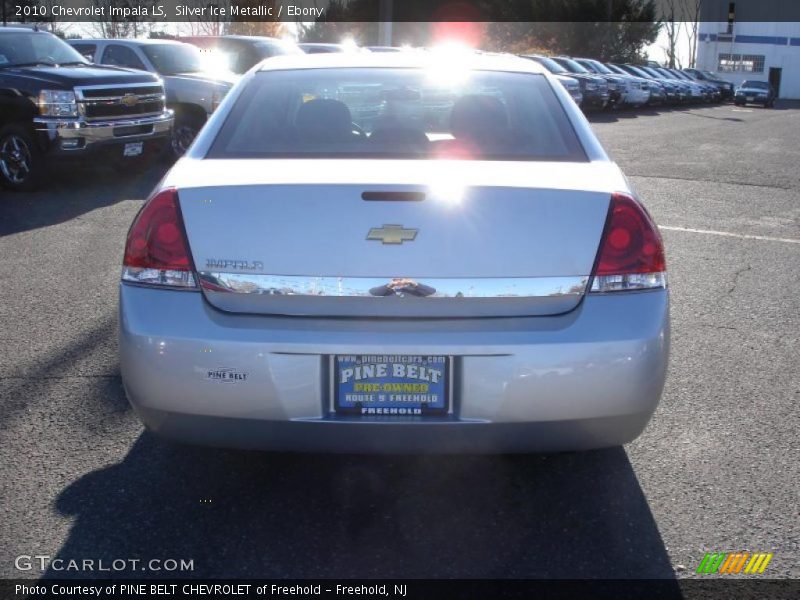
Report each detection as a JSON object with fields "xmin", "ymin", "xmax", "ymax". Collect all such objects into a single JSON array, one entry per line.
[
  {"xmin": 590, "ymin": 192, "xmax": 667, "ymax": 293},
  {"xmin": 122, "ymin": 188, "xmax": 197, "ymax": 288}
]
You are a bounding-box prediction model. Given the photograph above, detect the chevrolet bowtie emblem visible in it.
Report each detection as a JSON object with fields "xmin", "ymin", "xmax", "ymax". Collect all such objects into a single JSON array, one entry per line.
[
  {"xmin": 120, "ymin": 93, "xmax": 139, "ymax": 107},
  {"xmin": 366, "ymin": 225, "xmax": 418, "ymax": 245}
]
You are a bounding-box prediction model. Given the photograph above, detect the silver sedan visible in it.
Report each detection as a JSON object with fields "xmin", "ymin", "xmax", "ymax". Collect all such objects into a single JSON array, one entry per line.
[{"xmin": 119, "ymin": 50, "xmax": 669, "ymax": 453}]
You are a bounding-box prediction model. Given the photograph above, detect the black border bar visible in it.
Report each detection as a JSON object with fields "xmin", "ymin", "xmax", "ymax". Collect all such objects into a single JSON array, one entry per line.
[{"xmin": 3, "ymin": 579, "xmax": 800, "ymax": 600}]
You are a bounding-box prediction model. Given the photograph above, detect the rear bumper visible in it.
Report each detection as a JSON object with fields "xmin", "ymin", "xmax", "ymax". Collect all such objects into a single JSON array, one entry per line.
[{"xmin": 119, "ymin": 284, "xmax": 670, "ymax": 453}]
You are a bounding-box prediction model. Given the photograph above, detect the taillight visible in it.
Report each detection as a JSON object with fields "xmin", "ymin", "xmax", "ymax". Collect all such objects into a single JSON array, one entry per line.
[
  {"xmin": 122, "ymin": 188, "xmax": 196, "ymax": 288},
  {"xmin": 590, "ymin": 192, "xmax": 666, "ymax": 293}
]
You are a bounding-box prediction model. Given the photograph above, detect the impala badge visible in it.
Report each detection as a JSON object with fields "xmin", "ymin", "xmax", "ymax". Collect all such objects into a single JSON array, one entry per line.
[{"xmin": 366, "ymin": 225, "xmax": 418, "ymax": 245}]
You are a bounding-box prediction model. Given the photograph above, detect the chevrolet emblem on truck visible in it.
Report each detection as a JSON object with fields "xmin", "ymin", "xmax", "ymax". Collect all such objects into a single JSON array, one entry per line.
[{"xmin": 120, "ymin": 93, "xmax": 139, "ymax": 107}]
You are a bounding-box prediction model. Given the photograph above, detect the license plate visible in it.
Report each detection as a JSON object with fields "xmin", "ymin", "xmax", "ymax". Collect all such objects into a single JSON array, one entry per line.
[
  {"xmin": 334, "ymin": 355, "xmax": 450, "ymax": 416},
  {"xmin": 746, "ymin": 96, "xmax": 754, "ymax": 102},
  {"xmin": 123, "ymin": 142, "xmax": 143, "ymax": 157}
]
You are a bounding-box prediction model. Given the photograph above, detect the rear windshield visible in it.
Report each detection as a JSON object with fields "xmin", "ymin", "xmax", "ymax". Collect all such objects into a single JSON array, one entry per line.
[
  {"xmin": 208, "ymin": 67, "xmax": 586, "ymax": 161},
  {"xmin": 556, "ymin": 58, "xmax": 590, "ymax": 74},
  {"xmin": 741, "ymin": 80, "xmax": 768, "ymax": 88},
  {"xmin": 583, "ymin": 60, "xmax": 613, "ymax": 75},
  {"xmin": 526, "ymin": 56, "xmax": 568, "ymax": 74},
  {"xmin": 143, "ymin": 44, "xmax": 204, "ymax": 75}
]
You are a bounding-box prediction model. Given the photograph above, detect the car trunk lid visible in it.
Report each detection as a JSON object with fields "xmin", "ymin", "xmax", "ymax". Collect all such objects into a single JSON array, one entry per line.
[{"xmin": 174, "ymin": 159, "xmax": 621, "ymax": 318}]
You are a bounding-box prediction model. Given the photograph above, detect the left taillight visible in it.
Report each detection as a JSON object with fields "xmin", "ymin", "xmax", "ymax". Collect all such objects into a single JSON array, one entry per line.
[{"xmin": 122, "ymin": 188, "xmax": 197, "ymax": 288}]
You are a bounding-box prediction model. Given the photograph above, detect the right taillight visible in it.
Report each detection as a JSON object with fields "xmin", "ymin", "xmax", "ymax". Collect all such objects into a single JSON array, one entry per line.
[
  {"xmin": 590, "ymin": 192, "xmax": 667, "ymax": 293},
  {"xmin": 122, "ymin": 188, "xmax": 197, "ymax": 289}
]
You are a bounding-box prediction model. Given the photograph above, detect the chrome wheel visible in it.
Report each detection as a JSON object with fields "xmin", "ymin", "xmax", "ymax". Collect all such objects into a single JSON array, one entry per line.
[
  {"xmin": 0, "ymin": 134, "xmax": 33, "ymax": 184},
  {"xmin": 171, "ymin": 123, "xmax": 198, "ymax": 158}
]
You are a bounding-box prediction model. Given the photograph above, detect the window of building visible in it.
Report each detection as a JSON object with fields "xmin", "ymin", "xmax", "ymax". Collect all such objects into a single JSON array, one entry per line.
[{"xmin": 717, "ymin": 53, "xmax": 765, "ymax": 73}]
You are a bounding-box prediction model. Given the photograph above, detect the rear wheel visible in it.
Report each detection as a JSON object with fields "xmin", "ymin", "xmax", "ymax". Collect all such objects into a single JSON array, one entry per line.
[{"xmin": 0, "ymin": 123, "xmax": 45, "ymax": 192}]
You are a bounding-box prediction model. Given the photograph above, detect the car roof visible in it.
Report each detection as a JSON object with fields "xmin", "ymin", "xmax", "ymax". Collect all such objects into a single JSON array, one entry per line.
[
  {"xmin": 224, "ymin": 35, "xmax": 282, "ymax": 42},
  {"xmin": 0, "ymin": 26, "xmax": 49, "ymax": 33},
  {"xmin": 71, "ymin": 38, "xmax": 187, "ymax": 46},
  {"xmin": 257, "ymin": 51, "xmax": 547, "ymax": 74}
]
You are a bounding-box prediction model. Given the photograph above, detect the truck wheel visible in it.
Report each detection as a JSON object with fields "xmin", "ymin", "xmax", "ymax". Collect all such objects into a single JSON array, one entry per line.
[
  {"xmin": 0, "ymin": 124, "xmax": 44, "ymax": 192},
  {"xmin": 171, "ymin": 111, "xmax": 205, "ymax": 158}
]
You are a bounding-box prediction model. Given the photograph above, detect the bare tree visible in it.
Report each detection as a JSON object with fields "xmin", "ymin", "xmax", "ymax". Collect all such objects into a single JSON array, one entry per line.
[
  {"xmin": 680, "ymin": 0, "xmax": 702, "ymax": 68},
  {"xmin": 88, "ymin": 0, "xmax": 157, "ymax": 38},
  {"xmin": 660, "ymin": 0, "xmax": 680, "ymax": 68},
  {"xmin": 226, "ymin": 22, "xmax": 284, "ymax": 36}
]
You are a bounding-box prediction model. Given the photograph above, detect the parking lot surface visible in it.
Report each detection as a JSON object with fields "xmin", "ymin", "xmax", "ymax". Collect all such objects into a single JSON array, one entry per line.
[{"xmin": 0, "ymin": 102, "xmax": 798, "ymax": 579}]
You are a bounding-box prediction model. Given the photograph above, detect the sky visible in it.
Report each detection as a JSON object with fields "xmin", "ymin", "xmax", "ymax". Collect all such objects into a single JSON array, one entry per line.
[{"xmin": 646, "ymin": 23, "xmax": 694, "ymax": 66}]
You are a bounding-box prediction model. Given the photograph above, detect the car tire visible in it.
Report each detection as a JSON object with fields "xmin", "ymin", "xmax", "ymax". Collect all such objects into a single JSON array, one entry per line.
[
  {"xmin": 0, "ymin": 123, "xmax": 45, "ymax": 192},
  {"xmin": 171, "ymin": 110, "xmax": 205, "ymax": 159}
]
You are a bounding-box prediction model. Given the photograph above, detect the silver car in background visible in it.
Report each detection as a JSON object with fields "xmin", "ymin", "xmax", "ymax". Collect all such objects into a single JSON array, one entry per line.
[
  {"xmin": 554, "ymin": 73, "xmax": 584, "ymax": 106},
  {"xmin": 119, "ymin": 51, "xmax": 669, "ymax": 453}
]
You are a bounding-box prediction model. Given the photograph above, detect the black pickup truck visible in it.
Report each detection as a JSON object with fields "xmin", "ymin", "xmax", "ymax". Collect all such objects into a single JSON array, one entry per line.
[{"xmin": 0, "ymin": 26, "xmax": 173, "ymax": 191}]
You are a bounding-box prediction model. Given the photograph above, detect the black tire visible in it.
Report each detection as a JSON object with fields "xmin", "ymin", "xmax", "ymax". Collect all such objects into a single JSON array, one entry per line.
[
  {"xmin": 170, "ymin": 110, "xmax": 205, "ymax": 159},
  {"xmin": 0, "ymin": 123, "xmax": 45, "ymax": 192}
]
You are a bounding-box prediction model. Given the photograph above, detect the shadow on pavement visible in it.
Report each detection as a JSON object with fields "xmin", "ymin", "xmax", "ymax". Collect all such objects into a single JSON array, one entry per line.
[
  {"xmin": 0, "ymin": 162, "xmax": 169, "ymax": 237},
  {"xmin": 45, "ymin": 434, "xmax": 680, "ymax": 580},
  {"xmin": 586, "ymin": 112, "xmax": 619, "ymax": 123}
]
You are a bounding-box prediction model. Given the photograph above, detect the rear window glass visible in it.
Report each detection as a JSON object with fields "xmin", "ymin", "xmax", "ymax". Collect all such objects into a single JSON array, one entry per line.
[
  {"xmin": 741, "ymin": 80, "xmax": 768, "ymax": 88},
  {"xmin": 207, "ymin": 67, "xmax": 586, "ymax": 162}
]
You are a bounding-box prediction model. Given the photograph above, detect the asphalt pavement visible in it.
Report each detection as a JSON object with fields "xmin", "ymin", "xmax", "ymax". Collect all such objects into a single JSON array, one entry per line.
[{"xmin": 0, "ymin": 101, "xmax": 798, "ymax": 580}]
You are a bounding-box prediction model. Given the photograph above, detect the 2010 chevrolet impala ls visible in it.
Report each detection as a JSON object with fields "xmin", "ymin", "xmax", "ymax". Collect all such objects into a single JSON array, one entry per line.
[{"xmin": 119, "ymin": 50, "xmax": 669, "ymax": 453}]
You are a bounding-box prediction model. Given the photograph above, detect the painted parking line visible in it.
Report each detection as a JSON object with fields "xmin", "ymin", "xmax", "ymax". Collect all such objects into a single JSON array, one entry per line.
[{"xmin": 660, "ymin": 225, "xmax": 800, "ymax": 245}]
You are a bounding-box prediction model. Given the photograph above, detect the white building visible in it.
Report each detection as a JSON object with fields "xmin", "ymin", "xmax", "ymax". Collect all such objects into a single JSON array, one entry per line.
[{"xmin": 696, "ymin": 2, "xmax": 800, "ymax": 99}]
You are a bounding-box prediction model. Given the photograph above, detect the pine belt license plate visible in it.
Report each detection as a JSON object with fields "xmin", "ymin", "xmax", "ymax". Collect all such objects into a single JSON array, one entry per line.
[
  {"xmin": 334, "ymin": 355, "xmax": 450, "ymax": 416},
  {"xmin": 123, "ymin": 142, "xmax": 143, "ymax": 157}
]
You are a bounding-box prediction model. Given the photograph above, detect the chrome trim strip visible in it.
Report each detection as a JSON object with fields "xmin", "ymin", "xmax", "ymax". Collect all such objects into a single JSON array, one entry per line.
[
  {"xmin": 74, "ymin": 82, "xmax": 165, "ymax": 98},
  {"xmin": 198, "ymin": 273, "xmax": 589, "ymax": 299}
]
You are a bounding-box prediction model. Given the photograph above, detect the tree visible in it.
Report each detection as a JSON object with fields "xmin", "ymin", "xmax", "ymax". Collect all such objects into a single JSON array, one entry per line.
[
  {"xmin": 3, "ymin": 0, "xmax": 45, "ymax": 26},
  {"xmin": 500, "ymin": 1, "xmax": 660, "ymax": 62},
  {"xmin": 88, "ymin": 0, "xmax": 158, "ymax": 38},
  {"xmin": 227, "ymin": 21, "xmax": 284, "ymax": 37},
  {"xmin": 299, "ymin": 0, "xmax": 659, "ymax": 61},
  {"xmin": 659, "ymin": 0, "xmax": 681, "ymax": 67},
  {"xmin": 680, "ymin": 0, "xmax": 702, "ymax": 68}
]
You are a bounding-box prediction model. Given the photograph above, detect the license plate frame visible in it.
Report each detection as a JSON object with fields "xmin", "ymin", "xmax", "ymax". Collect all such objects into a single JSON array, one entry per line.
[
  {"xmin": 331, "ymin": 355, "xmax": 452, "ymax": 417},
  {"xmin": 745, "ymin": 96, "xmax": 754, "ymax": 102},
  {"xmin": 123, "ymin": 142, "xmax": 144, "ymax": 157}
]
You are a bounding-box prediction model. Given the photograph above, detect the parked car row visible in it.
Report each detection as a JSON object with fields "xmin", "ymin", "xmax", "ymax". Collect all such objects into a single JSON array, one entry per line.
[
  {"xmin": 520, "ymin": 54, "xmax": 737, "ymax": 111},
  {"xmin": 0, "ymin": 27, "xmax": 775, "ymax": 192}
]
